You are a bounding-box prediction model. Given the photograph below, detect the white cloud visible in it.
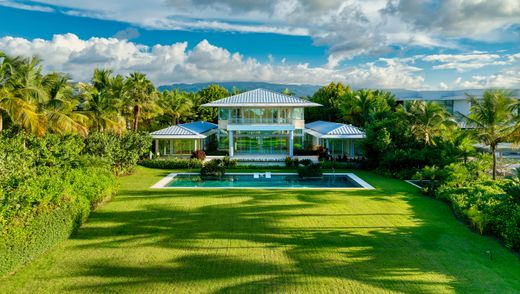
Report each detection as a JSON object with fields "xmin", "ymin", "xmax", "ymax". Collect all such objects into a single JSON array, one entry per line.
[
  {"xmin": 454, "ymin": 69, "xmax": 520, "ymax": 89},
  {"xmin": 10, "ymin": 0, "xmax": 518, "ymax": 67},
  {"xmin": 422, "ymin": 53, "xmax": 515, "ymax": 72},
  {"xmin": 0, "ymin": 33, "xmax": 428, "ymax": 89},
  {"xmin": 0, "ymin": 0, "xmax": 54, "ymax": 12}
]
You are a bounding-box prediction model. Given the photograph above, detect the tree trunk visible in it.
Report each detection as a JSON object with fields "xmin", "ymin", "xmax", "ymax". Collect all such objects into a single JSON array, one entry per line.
[
  {"xmin": 0, "ymin": 111, "xmax": 3, "ymax": 132},
  {"xmin": 133, "ymin": 105, "xmax": 140, "ymax": 132},
  {"xmin": 492, "ymin": 145, "xmax": 497, "ymax": 180}
]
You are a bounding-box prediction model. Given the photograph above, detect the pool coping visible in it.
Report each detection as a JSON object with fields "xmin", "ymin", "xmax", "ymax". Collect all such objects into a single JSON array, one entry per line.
[{"xmin": 151, "ymin": 172, "xmax": 375, "ymax": 190}]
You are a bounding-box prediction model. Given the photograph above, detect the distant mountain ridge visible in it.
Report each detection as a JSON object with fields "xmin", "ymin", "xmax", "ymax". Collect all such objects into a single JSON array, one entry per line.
[{"xmin": 158, "ymin": 82, "xmax": 518, "ymax": 100}]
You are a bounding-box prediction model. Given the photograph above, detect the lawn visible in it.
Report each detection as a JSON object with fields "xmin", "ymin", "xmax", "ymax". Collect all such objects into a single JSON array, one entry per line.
[{"xmin": 1, "ymin": 167, "xmax": 519, "ymax": 293}]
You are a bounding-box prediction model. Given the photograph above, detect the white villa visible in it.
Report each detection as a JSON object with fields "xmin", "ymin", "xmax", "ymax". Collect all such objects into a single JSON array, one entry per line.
[{"xmin": 151, "ymin": 88, "xmax": 365, "ymax": 159}]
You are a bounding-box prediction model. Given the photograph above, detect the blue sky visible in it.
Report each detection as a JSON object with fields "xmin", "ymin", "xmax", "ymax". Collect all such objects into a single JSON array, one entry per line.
[{"xmin": 0, "ymin": 0, "xmax": 519, "ymax": 90}]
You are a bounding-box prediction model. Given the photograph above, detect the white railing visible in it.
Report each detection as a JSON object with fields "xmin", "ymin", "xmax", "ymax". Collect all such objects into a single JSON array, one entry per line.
[{"xmin": 229, "ymin": 118, "xmax": 292, "ymax": 124}]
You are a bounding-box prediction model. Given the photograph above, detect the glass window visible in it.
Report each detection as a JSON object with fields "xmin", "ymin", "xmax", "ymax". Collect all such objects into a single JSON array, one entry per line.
[
  {"xmin": 293, "ymin": 108, "xmax": 304, "ymax": 119},
  {"xmin": 218, "ymin": 108, "xmax": 229, "ymax": 120}
]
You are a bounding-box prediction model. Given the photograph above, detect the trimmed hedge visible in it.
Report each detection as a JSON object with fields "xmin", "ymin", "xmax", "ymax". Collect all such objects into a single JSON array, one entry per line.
[
  {"xmin": 139, "ymin": 158, "xmax": 203, "ymax": 169},
  {"xmin": 0, "ymin": 166, "xmax": 116, "ymax": 276}
]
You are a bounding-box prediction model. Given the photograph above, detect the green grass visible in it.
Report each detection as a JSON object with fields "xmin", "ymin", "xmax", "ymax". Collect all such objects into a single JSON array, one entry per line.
[{"xmin": 1, "ymin": 167, "xmax": 519, "ymax": 293}]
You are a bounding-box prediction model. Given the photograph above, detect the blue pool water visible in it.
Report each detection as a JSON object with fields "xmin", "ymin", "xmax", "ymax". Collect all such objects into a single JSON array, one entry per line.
[{"xmin": 166, "ymin": 174, "xmax": 361, "ymax": 188}]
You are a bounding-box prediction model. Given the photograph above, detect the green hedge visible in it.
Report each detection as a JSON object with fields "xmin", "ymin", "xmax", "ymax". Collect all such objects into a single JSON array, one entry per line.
[
  {"xmin": 0, "ymin": 166, "xmax": 116, "ymax": 276},
  {"xmin": 139, "ymin": 158, "xmax": 203, "ymax": 169}
]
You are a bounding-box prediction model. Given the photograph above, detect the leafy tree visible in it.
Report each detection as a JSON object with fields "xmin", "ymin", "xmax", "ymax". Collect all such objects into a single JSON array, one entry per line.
[
  {"xmin": 306, "ymin": 82, "xmax": 350, "ymax": 122},
  {"xmin": 195, "ymin": 85, "xmax": 229, "ymax": 122},
  {"xmin": 158, "ymin": 90, "xmax": 194, "ymax": 125},
  {"xmin": 462, "ymin": 89, "xmax": 520, "ymax": 180},
  {"xmin": 41, "ymin": 73, "xmax": 89, "ymax": 136},
  {"xmin": 340, "ymin": 89, "xmax": 396, "ymax": 127},
  {"xmin": 123, "ymin": 72, "xmax": 159, "ymax": 132},
  {"xmin": 399, "ymin": 100, "xmax": 456, "ymax": 146},
  {"xmin": 0, "ymin": 53, "xmax": 45, "ymax": 135}
]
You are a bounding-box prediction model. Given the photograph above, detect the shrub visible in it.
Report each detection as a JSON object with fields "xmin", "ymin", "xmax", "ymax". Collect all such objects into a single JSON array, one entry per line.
[
  {"xmin": 201, "ymin": 159, "xmax": 226, "ymax": 178},
  {"xmin": 139, "ymin": 158, "xmax": 203, "ymax": 169},
  {"xmin": 84, "ymin": 132, "xmax": 152, "ymax": 175},
  {"xmin": 191, "ymin": 150, "xmax": 206, "ymax": 161},
  {"xmin": 299, "ymin": 159, "xmax": 313, "ymax": 166},
  {"xmin": 222, "ymin": 156, "xmax": 237, "ymax": 168},
  {"xmin": 298, "ymin": 163, "xmax": 323, "ymax": 178},
  {"xmin": 285, "ymin": 156, "xmax": 294, "ymax": 167}
]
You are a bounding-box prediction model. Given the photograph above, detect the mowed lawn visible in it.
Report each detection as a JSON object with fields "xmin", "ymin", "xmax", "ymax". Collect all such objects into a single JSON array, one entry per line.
[{"xmin": 2, "ymin": 167, "xmax": 519, "ymax": 293}]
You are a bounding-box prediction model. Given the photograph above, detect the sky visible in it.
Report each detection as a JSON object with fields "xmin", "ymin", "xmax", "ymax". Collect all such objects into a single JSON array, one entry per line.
[{"xmin": 0, "ymin": 0, "xmax": 519, "ymax": 90}]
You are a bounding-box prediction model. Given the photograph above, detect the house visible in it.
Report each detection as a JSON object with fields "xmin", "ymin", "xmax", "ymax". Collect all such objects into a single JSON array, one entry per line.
[{"xmin": 151, "ymin": 88, "xmax": 365, "ymax": 159}]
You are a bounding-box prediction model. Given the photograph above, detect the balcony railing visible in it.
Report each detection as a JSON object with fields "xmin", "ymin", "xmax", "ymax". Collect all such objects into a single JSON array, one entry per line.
[{"xmin": 228, "ymin": 118, "xmax": 292, "ymax": 124}]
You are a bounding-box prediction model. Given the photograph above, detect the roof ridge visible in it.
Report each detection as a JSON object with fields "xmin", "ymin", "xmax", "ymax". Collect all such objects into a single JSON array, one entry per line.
[{"xmin": 177, "ymin": 124, "xmax": 198, "ymax": 135}]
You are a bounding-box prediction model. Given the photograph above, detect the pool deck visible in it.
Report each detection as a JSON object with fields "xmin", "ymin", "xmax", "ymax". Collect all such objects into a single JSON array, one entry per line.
[{"xmin": 151, "ymin": 172, "xmax": 375, "ymax": 190}]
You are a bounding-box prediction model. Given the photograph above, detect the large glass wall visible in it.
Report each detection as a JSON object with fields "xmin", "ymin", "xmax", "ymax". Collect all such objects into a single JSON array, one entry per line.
[
  {"xmin": 227, "ymin": 108, "xmax": 293, "ymax": 124},
  {"xmin": 234, "ymin": 130, "xmax": 289, "ymax": 154},
  {"xmin": 158, "ymin": 139, "xmax": 194, "ymax": 155}
]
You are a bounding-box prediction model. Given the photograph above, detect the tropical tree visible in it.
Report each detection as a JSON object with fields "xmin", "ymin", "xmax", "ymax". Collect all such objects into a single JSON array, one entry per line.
[
  {"xmin": 399, "ymin": 100, "xmax": 455, "ymax": 146},
  {"xmin": 40, "ymin": 73, "xmax": 90, "ymax": 136},
  {"xmin": 158, "ymin": 90, "xmax": 194, "ymax": 125},
  {"xmin": 0, "ymin": 53, "xmax": 45, "ymax": 135},
  {"xmin": 195, "ymin": 85, "xmax": 229, "ymax": 122},
  {"xmin": 123, "ymin": 72, "xmax": 158, "ymax": 132},
  {"xmin": 462, "ymin": 89, "xmax": 520, "ymax": 180},
  {"xmin": 307, "ymin": 82, "xmax": 351, "ymax": 122},
  {"xmin": 80, "ymin": 83, "xmax": 124, "ymax": 133},
  {"xmin": 340, "ymin": 89, "xmax": 395, "ymax": 127}
]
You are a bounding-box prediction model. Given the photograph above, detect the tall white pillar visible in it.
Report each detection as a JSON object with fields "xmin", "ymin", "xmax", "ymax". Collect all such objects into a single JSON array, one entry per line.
[
  {"xmin": 155, "ymin": 139, "xmax": 159, "ymax": 155},
  {"xmin": 289, "ymin": 130, "xmax": 294, "ymax": 157},
  {"xmin": 228, "ymin": 130, "xmax": 234, "ymax": 157},
  {"xmin": 194, "ymin": 139, "xmax": 198, "ymax": 151}
]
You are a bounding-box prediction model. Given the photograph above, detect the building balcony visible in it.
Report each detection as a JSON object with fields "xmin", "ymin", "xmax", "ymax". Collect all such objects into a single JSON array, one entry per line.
[{"xmin": 228, "ymin": 118, "xmax": 292, "ymax": 124}]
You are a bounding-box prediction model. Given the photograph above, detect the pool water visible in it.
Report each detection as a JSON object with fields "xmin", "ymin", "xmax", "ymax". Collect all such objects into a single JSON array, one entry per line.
[{"xmin": 166, "ymin": 174, "xmax": 362, "ymax": 188}]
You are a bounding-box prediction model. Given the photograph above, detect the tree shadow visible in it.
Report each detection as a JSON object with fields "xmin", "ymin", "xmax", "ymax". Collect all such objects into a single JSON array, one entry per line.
[{"xmin": 64, "ymin": 184, "xmax": 520, "ymax": 293}]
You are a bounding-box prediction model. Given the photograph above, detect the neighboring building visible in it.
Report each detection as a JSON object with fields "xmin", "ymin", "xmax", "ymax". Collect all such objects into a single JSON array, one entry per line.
[{"xmin": 151, "ymin": 88, "xmax": 365, "ymax": 158}]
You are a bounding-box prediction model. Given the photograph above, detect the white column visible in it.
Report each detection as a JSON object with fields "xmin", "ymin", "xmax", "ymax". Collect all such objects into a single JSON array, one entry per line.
[
  {"xmin": 155, "ymin": 139, "xmax": 159, "ymax": 155},
  {"xmin": 169, "ymin": 140, "xmax": 173, "ymax": 155},
  {"xmin": 194, "ymin": 139, "xmax": 197, "ymax": 151},
  {"xmin": 228, "ymin": 130, "xmax": 234, "ymax": 157},
  {"xmin": 289, "ymin": 130, "xmax": 294, "ymax": 157}
]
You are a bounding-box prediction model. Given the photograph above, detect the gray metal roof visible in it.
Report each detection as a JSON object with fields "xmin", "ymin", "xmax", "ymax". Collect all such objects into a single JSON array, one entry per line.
[
  {"xmin": 201, "ymin": 88, "xmax": 322, "ymax": 107},
  {"xmin": 151, "ymin": 121, "xmax": 217, "ymax": 139},
  {"xmin": 305, "ymin": 121, "xmax": 365, "ymax": 138}
]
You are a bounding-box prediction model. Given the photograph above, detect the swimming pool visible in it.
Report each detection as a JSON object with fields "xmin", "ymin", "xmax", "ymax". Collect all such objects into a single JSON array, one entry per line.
[{"xmin": 152, "ymin": 173, "xmax": 374, "ymax": 189}]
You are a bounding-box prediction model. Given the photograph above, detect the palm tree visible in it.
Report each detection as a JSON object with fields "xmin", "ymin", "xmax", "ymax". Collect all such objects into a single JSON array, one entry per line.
[
  {"xmin": 462, "ymin": 89, "xmax": 520, "ymax": 180},
  {"xmin": 399, "ymin": 100, "xmax": 456, "ymax": 146},
  {"xmin": 41, "ymin": 73, "xmax": 89, "ymax": 136},
  {"xmin": 123, "ymin": 72, "xmax": 158, "ymax": 132},
  {"xmin": 0, "ymin": 53, "xmax": 45, "ymax": 135},
  {"xmin": 159, "ymin": 90, "xmax": 193, "ymax": 125},
  {"xmin": 79, "ymin": 83, "xmax": 124, "ymax": 133},
  {"xmin": 340, "ymin": 89, "xmax": 395, "ymax": 127}
]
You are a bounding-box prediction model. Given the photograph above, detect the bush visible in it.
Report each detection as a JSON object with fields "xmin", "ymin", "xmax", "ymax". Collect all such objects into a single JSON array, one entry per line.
[
  {"xmin": 222, "ymin": 156, "xmax": 238, "ymax": 168},
  {"xmin": 205, "ymin": 150, "xmax": 229, "ymax": 156},
  {"xmin": 201, "ymin": 159, "xmax": 226, "ymax": 178},
  {"xmin": 139, "ymin": 158, "xmax": 203, "ymax": 169},
  {"xmin": 299, "ymin": 159, "xmax": 313, "ymax": 166},
  {"xmin": 298, "ymin": 163, "xmax": 323, "ymax": 178},
  {"xmin": 0, "ymin": 166, "xmax": 116, "ymax": 276},
  {"xmin": 84, "ymin": 132, "xmax": 152, "ymax": 175},
  {"xmin": 285, "ymin": 156, "xmax": 294, "ymax": 167},
  {"xmin": 191, "ymin": 150, "xmax": 206, "ymax": 161}
]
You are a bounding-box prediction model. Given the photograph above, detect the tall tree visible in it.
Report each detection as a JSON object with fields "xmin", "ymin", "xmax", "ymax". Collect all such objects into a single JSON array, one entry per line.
[
  {"xmin": 307, "ymin": 82, "xmax": 350, "ymax": 122},
  {"xmin": 0, "ymin": 53, "xmax": 45, "ymax": 135},
  {"xmin": 399, "ymin": 100, "xmax": 455, "ymax": 146},
  {"xmin": 196, "ymin": 85, "xmax": 229, "ymax": 122},
  {"xmin": 158, "ymin": 90, "xmax": 194, "ymax": 125},
  {"xmin": 123, "ymin": 72, "xmax": 158, "ymax": 132},
  {"xmin": 42, "ymin": 73, "xmax": 89, "ymax": 136},
  {"xmin": 462, "ymin": 89, "xmax": 520, "ymax": 179}
]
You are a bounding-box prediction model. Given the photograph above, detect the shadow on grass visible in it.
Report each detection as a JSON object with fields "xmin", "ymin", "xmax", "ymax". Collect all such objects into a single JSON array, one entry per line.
[{"xmin": 67, "ymin": 183, "xmax": 519, "ymax": 293}]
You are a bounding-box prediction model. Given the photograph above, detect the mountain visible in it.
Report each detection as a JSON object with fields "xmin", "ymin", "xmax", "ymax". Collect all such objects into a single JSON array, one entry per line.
[
  {"xmin": 158, "ymin": 82, "xmax": 322, "ymax": 97},
  {"xmin": 159, "ymin": 82, "xmax": 518, "ymax": 100}
]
